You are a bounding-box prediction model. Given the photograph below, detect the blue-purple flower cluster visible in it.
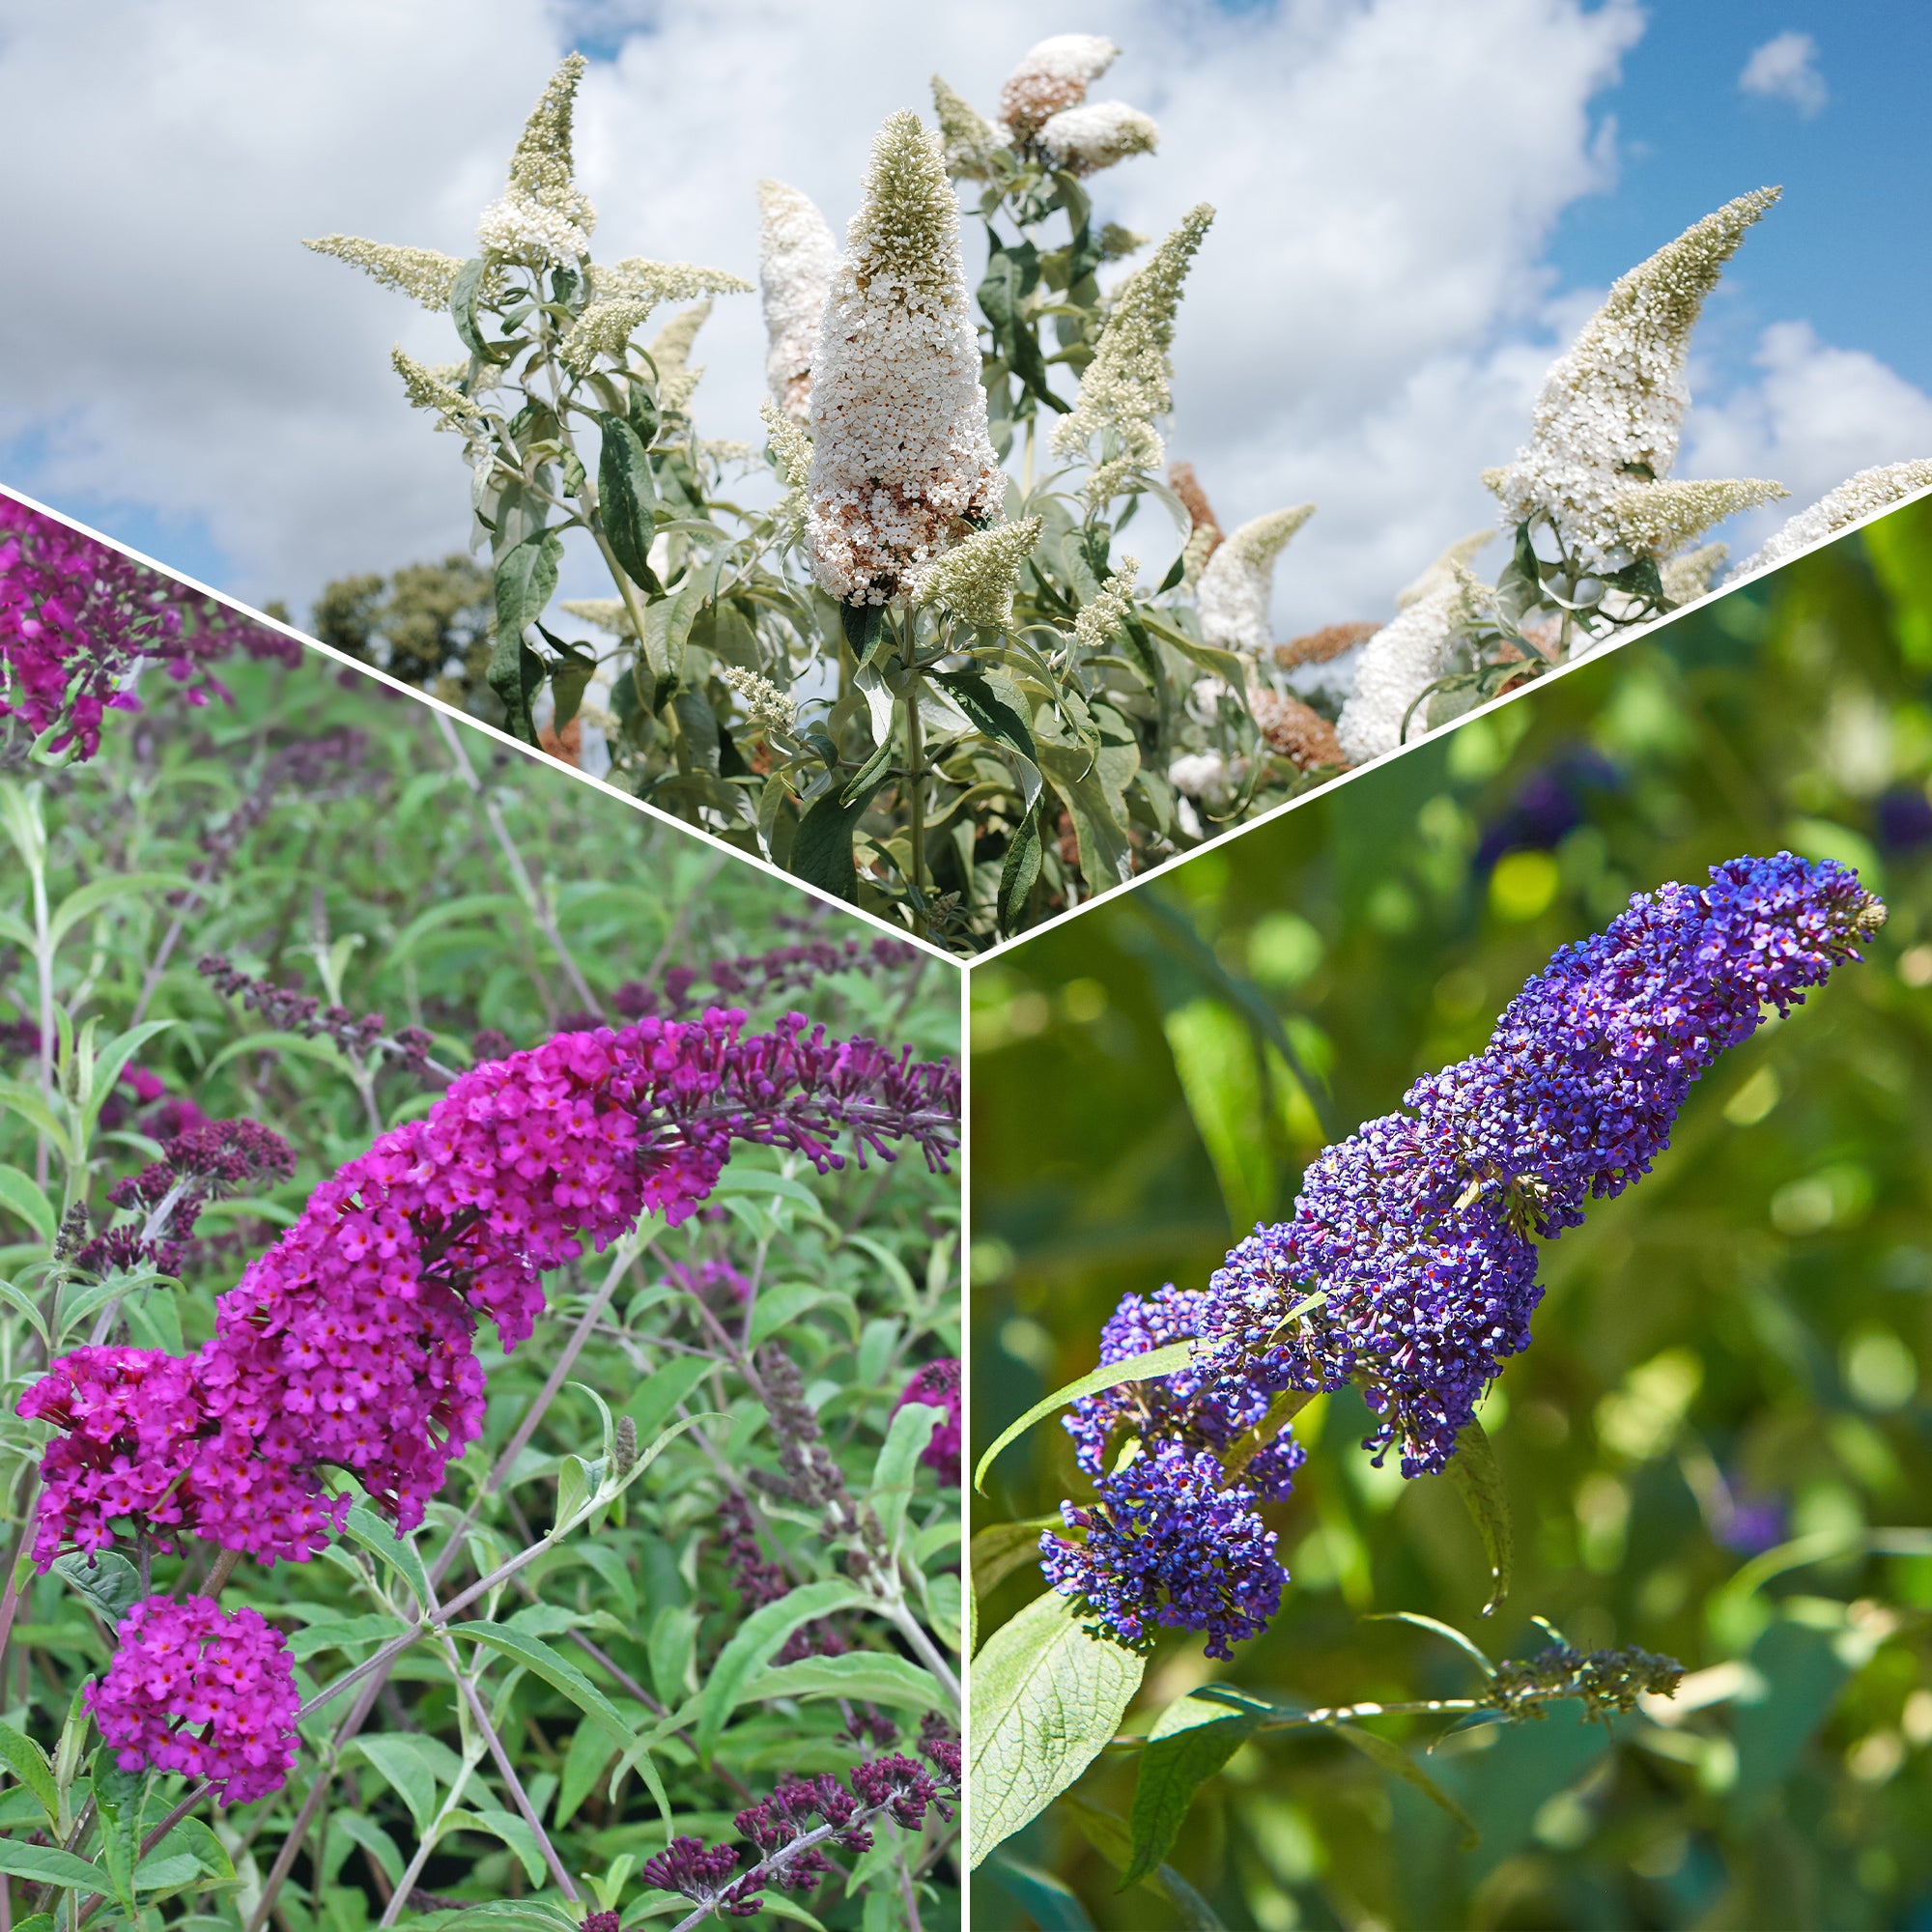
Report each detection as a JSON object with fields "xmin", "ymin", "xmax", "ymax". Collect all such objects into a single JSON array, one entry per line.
[
  {"xmin": 1044, "ymin": 855, "xmax": 1882, "ymax": 1657},
  {"xmin": 1041, "ymin": 1285, "xmax": 1306, "ymax": 1660}
]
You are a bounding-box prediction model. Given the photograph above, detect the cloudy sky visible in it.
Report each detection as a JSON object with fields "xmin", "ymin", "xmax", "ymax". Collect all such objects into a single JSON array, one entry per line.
[{"xmin": 3, "ymin": 0, "xmax": 1928, "ymax": 634}]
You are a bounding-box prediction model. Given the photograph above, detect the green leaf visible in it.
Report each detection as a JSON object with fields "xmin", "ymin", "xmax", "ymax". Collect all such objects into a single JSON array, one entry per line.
[
  {"xmin": 0, "ymin": 1075, "xmax": 67, "ymax": 1148},
  {"xmin": 0, "ymin": 1720, "xmax": 59, "ymax": 1826},
  {"xmin": 0, "ymin": 1839, "xmax": 110, "ymax": 1889},
  {"xmin": 492, "ymin": 529, "xmax": 563, "ymax": 741},
  {"xmin": 342, "ymin": 1503, "xmax": 431, "ymax": 1611},
  {"xmin": 1332, "ymin": 1722, "xmax": 1478, "ymax": 1848},
  {"xmin": 556, "ymin": 1718, "xmax": 618, "ymax": 1829},
  {"xmin": 997, "ymin": 807, "xmax": 1043, "ymax": 937},
  {"xmin": 1062, "ymin": 1796, "xmax": 1229, "ymax": 1930},
  {"xmin": 595, "ymin": 412, "xmax": 661, "ymax": 594},
  {"xmin": 1124, "ymin": 1692, "xmax": 1263, "ymax": 1886},
  {"xmin": 696, "ymin": 1578, "xmax": 869, "ymax": 1762},
  {"xmin": 1442, "ymin": 1415, "xmax": 1513, "ymax": 1615},
  {"xmin": 1037, "ymin": 738, "xmax": 1137, "ymax": 894},
  {"xmin": 54, "ymin": 1550, "xmax": 142, "ymax": 1626},
  {"xmin": 0, "ymin": 1275, "xmax": 48, "ymax": 1346},
  {"xmin": 748, "ymin": 1281, "xmax": 841, "ymax": 1348},
  {"xmin": 974, "ymin": 1341, "xmax": 1195, "ymax": 1492},
  {"xmin": 968, "ymin": 1587, "xmax": 1145, "ymax": 1868},
  {"xmin": 929, "ymin": 670, "xmax": 1042, "ymax": 810},
  {"xmin": 332, "ymin": 1809, "xmax": 405, "ymax": 1889},
  {"xmin": 789, "ymin": 782, "xmax": 884, "ymax": 903},
  {"xmin": 1363, "ymin": 1610, "xmax": 1496, "ymax": 1678},
  {"xmin": 746, "ymin": 1651, "xmax": 946, "ymax": 1713},
  {"xmin": 1138, "ymin": 611, "xmax": 1251, "ymax": 695},
  {"xmin": 82, "ymin": 1020, "xmax": 181, "ymax": 1129},
  {"xmin": 447, "ymin": 1806, "xmax": 546, "ymax": 1887},
  {"xmin": 151, "ymin": 1816, "xmax": 235, "ymax": 1885},
  {"xmin": 0, "ymin": 1165, "xmax": 57, "ymax": 1243},
  {"xmin": 426, "ymin": 1902, "xmax": 582, "ymax": 1932},
  {"xmin": 839, "ymin": 603, "xmax": 885, "ymax": 664},
  {"xmin": 622, "ymin": 1356, "xmax": 716, "ymax": 1442},
  {"xmin": 985, "ymin": 1853, "xmax": 1097, "ymax": 1931},
  {"xmin": 355, "ymin": 1734, "xmax": 440, "ymax": 1835},
  {"xmin": 868, "ymin": 1401, "xmax": 941, "ymax": 1556},
  {"xmin": 202, "ymin": 1029, "xmax": 350, "ymax": 1079},
  {"xmin": 452, "ymin": 1624, "xmax": 635, "ymax": 1749},
  {"xmin": 131, "ymin": 1851, "xmax": 204, "ymax": 1893},
  {"xmin": 971, "ymin": 1518, "xmax": 1061, "ymax": 1610},
  {"xmin": 647, "ymin": 1603, "xmax": 697, "ymax": 1709},
  {"xmin": 47, "ymin": 874, "xmax": 192, "ymax": 953},
  {"xmin": 284, "ymin": 1614, "xmax": 410, "ymax": 1662},
  {"xmin": 93, "ymin": 1756, "xmax": 144, "ymax": 1915},
  {"xmin": 449, "ymin": 258, "xmax": 493, "ymax": 359}
]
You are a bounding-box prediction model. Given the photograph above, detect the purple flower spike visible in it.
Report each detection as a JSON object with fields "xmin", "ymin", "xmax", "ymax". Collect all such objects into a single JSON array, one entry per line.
[
  {"xmin": 1203, "ymin": 853, "xmax": 1883, "ymax": 1477},
  {"xmin": 1046, "ymin": 855, "xmax": 1881, "ymax": 1659}
]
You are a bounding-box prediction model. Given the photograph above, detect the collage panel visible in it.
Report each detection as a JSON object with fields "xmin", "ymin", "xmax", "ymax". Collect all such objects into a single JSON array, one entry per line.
[
  {"xmin": 0, "ymin": 501, "xmax": 963, "ymax": 1926},
  {"xmin": 967, "ymin": 500, "xmax": 1932, "ymax": 1929}
]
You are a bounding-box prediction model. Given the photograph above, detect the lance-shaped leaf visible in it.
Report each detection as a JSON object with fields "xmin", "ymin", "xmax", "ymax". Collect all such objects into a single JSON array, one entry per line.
[
  {"xmin": 974, "ymin": 1341, "xmax": 1195, "ymax": 1493},
  {"xmin": 969, "ymin": 1588, "xmax": 1144, "ymax": 1868},
  {"xmin": 1443, "ymin": 1415, "xmax": 1513, "ymax": 1614},
  {"xmin": 1124, "ymin": 1690, "xmax": 1264, "ymax": 1886},
  {"xmin": 695, "ymin": 1578, "xmax": 869, "ymax": 1762},
  {"xmin": 1332, "ymin": 1722, "xmax": 1478, "ymax": 1848},
  {"xmin": 594, "ymin": 412, "xmax": 661, "ymax": 594}
]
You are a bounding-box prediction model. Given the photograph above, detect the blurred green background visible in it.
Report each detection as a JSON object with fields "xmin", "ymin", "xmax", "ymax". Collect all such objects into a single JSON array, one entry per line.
[{"xmin": 969, "ymin": 499, "xmax": 1932, "ymax": 1931}]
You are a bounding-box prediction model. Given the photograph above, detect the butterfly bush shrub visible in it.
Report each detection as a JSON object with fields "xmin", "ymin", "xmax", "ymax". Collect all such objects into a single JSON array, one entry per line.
[
  {"xmin": 0, "ymin": 620, "xmax": 962, "ymax": 1928},
  {"xmin": 311, "ymin": 37, "xmax": 1931, "ymax": 954},
  {"xmin": 0, "ymin": 497, "xmax": 298, "ymax": 765},
  {"xmin": 971, "ymin": 851, "xmax": 1884, "ymax": 1891}
]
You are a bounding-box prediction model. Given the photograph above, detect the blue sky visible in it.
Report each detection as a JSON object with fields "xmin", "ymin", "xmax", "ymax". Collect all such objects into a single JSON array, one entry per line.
[
  {"xmin": 1, "ymin": 0, "xmax": 1927, "ymax": 627},
  {"xmin": 1547, "ymin": 3, "xmax": 1930, "ymax": 391}
]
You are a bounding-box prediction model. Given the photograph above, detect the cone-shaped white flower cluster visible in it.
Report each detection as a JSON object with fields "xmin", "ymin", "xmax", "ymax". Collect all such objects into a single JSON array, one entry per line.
[
  {"xmin": 650, "ymin": 303, "xmax": 712, "ymax": 413},
  {"xmin": 999, "ymin": 34, "xmax": 1120, "ymax": 138},
  {"xmin": 1660, "ymin": 541, "xmax": 1728, "ymax": 606},
  {"xmin": 806, "ymin": 112, "xmax": 1005, "ymax": 606},
  {"xmin": 1195, "ymin": 505, "xmax": 1316, "ymax": 653},
  {"xmin": 1072, "ymin": 557, "xmax": 1140, "ymax": 656},
  {"xmin": 1491, "ymin": 188, "xmax": 1781, "ymax": 570},
  {"xmin": 476, "ymin": 55, "xmax": 598, "ymax": 270},
  {"xmin": 911, "ymin": 519, "xmax": 1042, "ymax": 629},
  {"xmin": 932, "ymin": 75, "xmax": 1004, "ymax": 181},
  {"xmin": 1038, "ymin": 100, "xmax": 1159, "ymax": 176},
  {"xmin": 758, "ymin": 181, "xmax": 839, "ymax": 423},
  {"xmin": 1729, "ymin": 460, "xmax": 1932, "ymax": 581},
  {"xmin": 1053, "ymin": 205, "xmax": 1214, "ymax": 503},
  {"xmin": 303, "ymin": 238, "xmax": 464, "ymax": 310},
  {"xmin": 1336, "ymin": 569, "xmax": 1482, "ymax": 766}
]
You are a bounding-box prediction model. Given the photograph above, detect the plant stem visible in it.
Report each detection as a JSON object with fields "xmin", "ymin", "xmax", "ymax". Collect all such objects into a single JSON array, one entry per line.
[
  {"xmin": 243, "ymin": 1671, "xmax": 387, "ymax": 1932},
  {"xmin": 435, "ymin": 711, "xmax": 602, "ymax": 1017},
  {"xmin": 429, "ymin": 1236, "xmax": 643, "ymax": 1588},
  {"xmin": 75, "ymin": 1784, "xmax": 211, "ymax": 1924},
  {"xmin": 902, "ymin": 668, "xmax": 925, "ymax": 910},
  {"xmin": 429, "ymin": 1602, "xmax": 578, "ymax": 1902}
]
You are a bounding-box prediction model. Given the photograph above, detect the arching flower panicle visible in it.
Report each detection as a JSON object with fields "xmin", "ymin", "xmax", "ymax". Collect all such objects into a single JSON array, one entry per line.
[{"xmin": 806, "ymin": 112, "xmax": 1004, "ymax": 605}]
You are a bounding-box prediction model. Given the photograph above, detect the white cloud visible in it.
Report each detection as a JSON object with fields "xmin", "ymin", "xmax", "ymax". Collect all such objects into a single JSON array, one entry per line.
[
  {"xmin": 1739, "ymin": 30, "xmax": 1828, "ymax": 117},
  {"xmin": 0, "ymin": 0, "xmax": 1918, "ymax": 641},
  {"xmin": 1684, "ymin": 321, "xmax": 1932, "ymax": 556}
]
